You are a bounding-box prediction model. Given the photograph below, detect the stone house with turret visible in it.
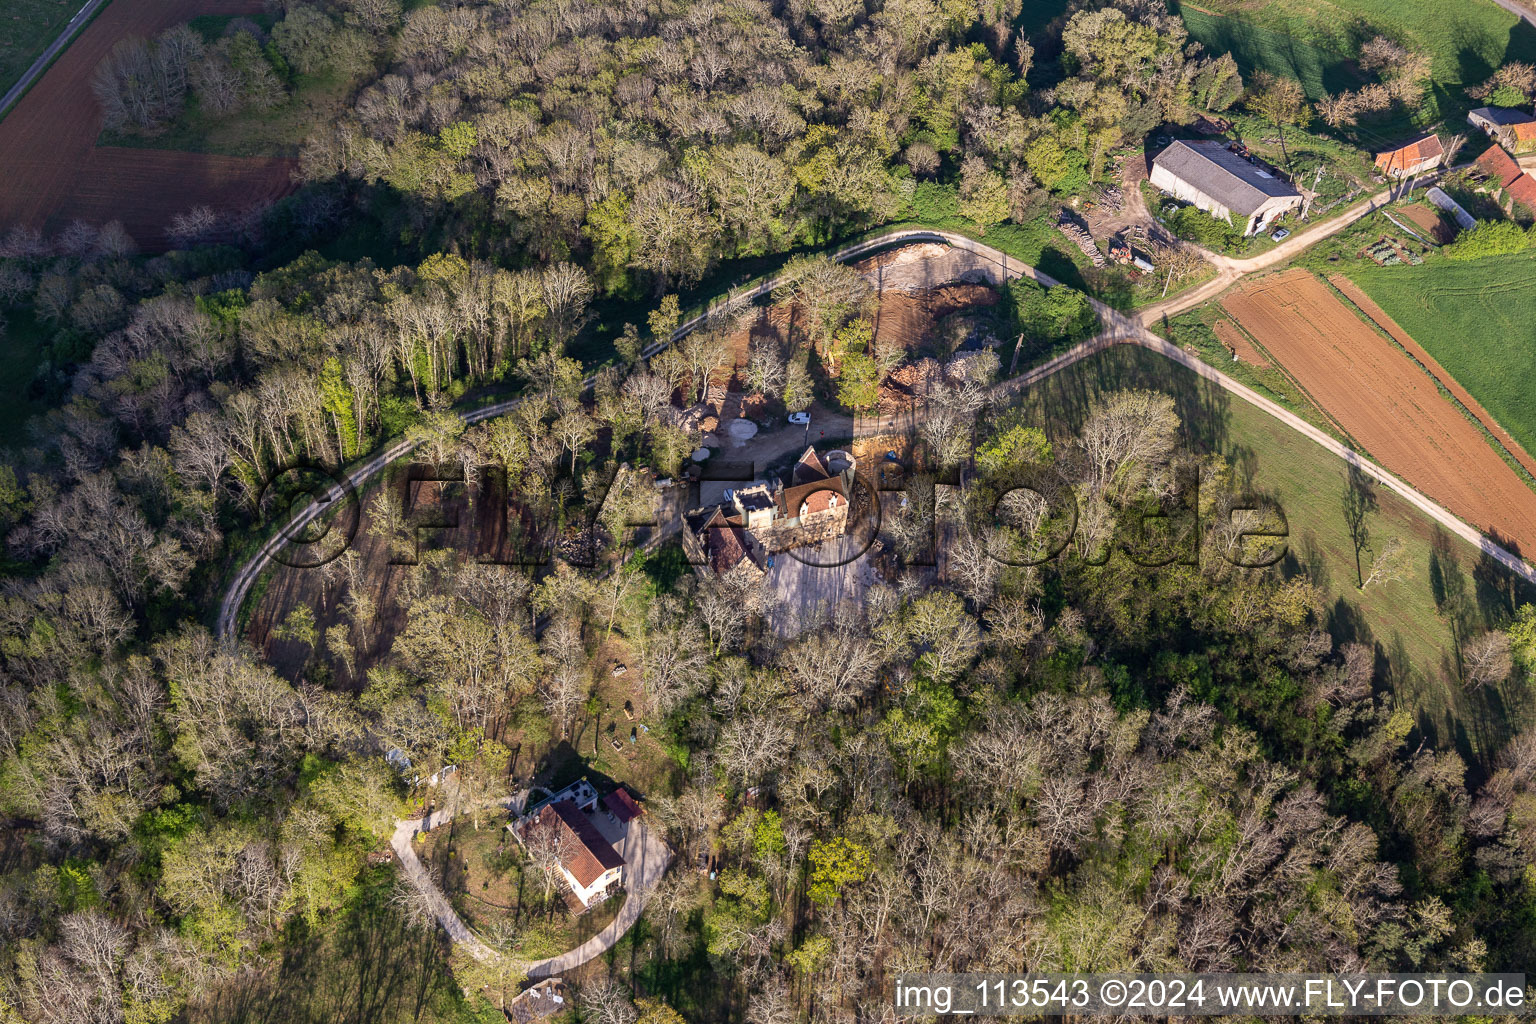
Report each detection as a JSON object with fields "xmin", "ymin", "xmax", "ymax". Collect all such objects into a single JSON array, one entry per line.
[{"xmin": 682, "ymin": 447, "xmax": 857, "ymax": 581}]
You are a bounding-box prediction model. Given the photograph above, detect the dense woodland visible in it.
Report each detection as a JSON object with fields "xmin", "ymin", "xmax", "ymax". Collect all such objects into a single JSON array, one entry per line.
[{"xmin": 5, "ymin": 0, "xmax": 1536, "ymax": 1022}]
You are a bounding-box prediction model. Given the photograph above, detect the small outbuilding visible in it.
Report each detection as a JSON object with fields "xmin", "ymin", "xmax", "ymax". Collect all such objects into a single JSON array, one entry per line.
[
  {"xmin": 1374, "ymin": 134, "xmax": 1444, "ymax": 178},
  {"xmin": 1468, "ymin": 107, "xmax": 1536, "ymax": 153},
  {"xmin": 1150, "ymin": 140, "xmax": 1303, "ymax": 236}
]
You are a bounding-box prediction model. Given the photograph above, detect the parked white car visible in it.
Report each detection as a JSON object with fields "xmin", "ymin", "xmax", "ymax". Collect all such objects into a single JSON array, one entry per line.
[{"xmin": 787, "ymin": 412, "xmax": 811, "ymax": 425}]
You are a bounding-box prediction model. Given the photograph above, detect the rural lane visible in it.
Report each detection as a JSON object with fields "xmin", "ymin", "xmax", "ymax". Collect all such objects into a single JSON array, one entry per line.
[
  {"xmin": 1136, "ymin": 184, "xmax": 1399, "ymax": 325},
  {"xmin": 525, "ymin": 822, "xmax": 672, "ymax": 979},
  {"xmin": 0, "ymin": 0, "xmax": 108, "ymax": 120},
  {"xmin": 1488, "ymin": 0, "xmax": 1536, "ymax": 30},
  {"xmin": 220, "ymin": 223, "xmax": 1536, "ymax": 645},
  {"xmin": 215, "ymin": 227, "xmax": 1060, "ymax": 642}
]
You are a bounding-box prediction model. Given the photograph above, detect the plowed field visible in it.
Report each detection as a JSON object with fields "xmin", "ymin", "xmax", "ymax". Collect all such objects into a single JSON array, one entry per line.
[
  {"xmin": 1212, "ymin": 317, "xmax": 1269, "ymax": 367},
  {"xmin": 1222, "ymin": 268, "xmax": 1536, "ymax": 556},
  {"xmin": 0, "ymin": 0, "xmax": 296, "ymax": 248}
]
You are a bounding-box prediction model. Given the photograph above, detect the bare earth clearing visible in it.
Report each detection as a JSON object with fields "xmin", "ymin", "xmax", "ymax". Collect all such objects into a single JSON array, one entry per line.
[
  {"xmin": 1221, "ymin": 269, "xmax": 1536, "ymax": 556},
  {"xmin": 1399, "ymin": 203, "xmax": 1458, "ymax": 245},
  {"xmin": 1212, "ymin": 317, "xmax": 1269, "ymax": 367},
  {"xmin": 0, "ymin": 0, "xmax": 296, "ymax": 246}
]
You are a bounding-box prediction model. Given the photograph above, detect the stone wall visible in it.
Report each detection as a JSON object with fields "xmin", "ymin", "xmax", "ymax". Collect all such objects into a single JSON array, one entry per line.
[{"xmin": 754, "ymin": 506, "xmax": 849, "ymax": 554}]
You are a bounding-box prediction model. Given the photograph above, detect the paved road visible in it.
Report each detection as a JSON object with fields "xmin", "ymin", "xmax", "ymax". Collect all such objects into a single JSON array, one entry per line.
[
  {"xmin": 0, "ymin": 0, "xmax": 108, "ymax": 120},
  {"xmin": 1488, "ymin": 0, "xmax": 1536, "ymax": 29}
]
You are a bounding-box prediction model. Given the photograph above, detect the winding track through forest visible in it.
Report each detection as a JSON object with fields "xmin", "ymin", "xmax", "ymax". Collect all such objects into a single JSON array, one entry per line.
[
  {"xmin": 388, "ymin": 793, "xmax": 672, "ymax": 973},
  {"xmin": 217, "ymin": 216, "xmax": 1536, "ymax": 645}
]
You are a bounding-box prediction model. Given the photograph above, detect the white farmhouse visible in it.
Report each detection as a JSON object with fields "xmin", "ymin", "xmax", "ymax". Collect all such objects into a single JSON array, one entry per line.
[{"xmin": 1151, "ymin": 140, "xmax": 1303, "ymax": 236}]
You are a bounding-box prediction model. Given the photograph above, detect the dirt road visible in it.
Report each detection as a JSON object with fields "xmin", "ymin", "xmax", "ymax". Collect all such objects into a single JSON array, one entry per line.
[
  {"xmin": 1222, "ymin": 270, "xmax": 1536, "ymax": 557},
  {"xmin": 1136, "ymin": 186, "xmax": 1397, "ymax": 325},
  {"xmin": 219, "ymin": 227, "xmax": 1536, "ymax": 646}
]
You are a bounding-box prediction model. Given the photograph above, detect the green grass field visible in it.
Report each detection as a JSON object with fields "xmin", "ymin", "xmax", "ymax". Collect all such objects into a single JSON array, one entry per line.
[
  {"xmin": 1012, "ymin": 344, "xmax": 1536, "ymax": 763},
  {"xmin": 1347, "ymin": 252, "xmax": 1536, "ymax": 461},
  {"xmin": 0, "ymin": 0, "xmax": 96, "ymax": 110},
  {"xmin": 1176, "ymin": 0, "xmax": 1536, "ymax": 136}
]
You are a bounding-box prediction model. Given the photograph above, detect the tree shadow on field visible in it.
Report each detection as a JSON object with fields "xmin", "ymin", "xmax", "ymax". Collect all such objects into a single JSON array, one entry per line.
[
  {"xmin": 1027, "ymin": 346, "xmax": 1232, "ymax": 455},
  {"xmin": 1340, "ymin": 465, "xmax": 1376, "ymax": 590},
  {"xmin": 1326, "ymin": 594, "xmax": 1375, "ymax": 652},
  {"xmin": 1474, "ymin": 527, "xmax": 1535, "ymax": 624},
  {"xmin": 1285, "ymin": 528, "xmax": 1333, "ymax": 593},
  {"xmin": 188, "ymin": 868, "xmax": 458, "ymax": 1024},
  {"xmin": 1037, "ymin": 245, "xmax": 1089, "ymax": 293}
]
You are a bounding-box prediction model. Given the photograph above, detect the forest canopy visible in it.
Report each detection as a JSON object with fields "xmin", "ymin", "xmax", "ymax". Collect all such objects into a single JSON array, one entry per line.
[{"xmin": 4, "ymin": 0, "xmax": 1536, "ymax": 1021}]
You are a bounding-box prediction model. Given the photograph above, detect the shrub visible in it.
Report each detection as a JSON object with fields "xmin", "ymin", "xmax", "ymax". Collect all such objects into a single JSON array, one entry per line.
[
  {"xmin": 1443, "ymin": 219, "xmax": 1534, "ymax": 261},
  {"xmin": 1167, "ymin": 205, "xmax": 1243, "ymax": 249}
]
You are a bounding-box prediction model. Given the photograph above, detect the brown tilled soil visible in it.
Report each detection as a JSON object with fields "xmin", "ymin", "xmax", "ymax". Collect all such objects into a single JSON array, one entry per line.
[
  {"xmin": 1399, "ymin": 203, "xmax": 1458, "ymax": 245},
  {"xmin": 1222, "ymin": 268, "xmax": 1536, "ymax": 555},
  {"xmin": 1330, "ymin": 275, "xmax": 1536, "ymax": 481},
  {"xmin": 1212, "ymin": 317, "xmax": 1269, "ymax": 367},
  {"xmin": 720, "ymin": 284, "xmax": 999, "ymax": 381},
  {"xmin": 870, "ymin": 284, "xmax": 999, "ymax": 354},
  {"xmin": 0, "ymin": 0, "xmax": 297, "ymax": 248}
]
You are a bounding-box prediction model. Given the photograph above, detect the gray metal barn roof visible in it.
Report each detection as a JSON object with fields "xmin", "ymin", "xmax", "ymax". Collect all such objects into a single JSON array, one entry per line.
[{"xmin": 1153, "ymin": 140, "xmax": 1299, "ymax": 216}]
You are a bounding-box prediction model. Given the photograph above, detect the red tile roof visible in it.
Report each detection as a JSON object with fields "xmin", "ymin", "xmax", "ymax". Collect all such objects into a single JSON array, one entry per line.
[
  {"xmin": 792, "ymin": 446, "xmax": 831, "ymax": 484},
  {"xmin": 1374, "ymin": 134, "xmax": 1444, "ymax": 171},
  {"xmin": 799, "ymin": 489, "xmax": 840, "ymax": 515},
  {"xmin": 605, "ymin": 788, "xmax": 643, "ymax": 823},
  {"xmin": 1508, "ymin": 173, "xmax": 1536, "ymax": 211},
  {"xmin": 781, "ymin": 479, "xmax": 843, "ymax": 519},
  {"xmin": 521, "ymin": 800, "xmax": 623, "ymax": 888},
  {"xmin": 1513, "ymin": 121, "xmax": 1536, "ymax": 142},
  {"xmin": 1477, "ymin": 145, "xmax": 1524, "ymax": 187},
  {"xmin": 1472, "ymin": 145, "xmax": 1536, "ymax": 208}
]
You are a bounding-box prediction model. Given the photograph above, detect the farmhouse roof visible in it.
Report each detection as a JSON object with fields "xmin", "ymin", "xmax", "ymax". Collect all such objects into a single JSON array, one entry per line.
[
  {"xmin": 1513, "ymin": 121, "xmax": 1536, "ymax": 143},
  {"xmin": 530, "ymin": 800, "xmax": 623, "ymax": 888},
  {"xmin": 1472, "ymin": 145, "xmax": 1536, "ymax": 207},
  {"xmin": 1477, "ymin": 145, "xmax": 1524, "ymax": 188},
  {"xmin": 1470, "ymin": 106, "xmax": 1536, "ymax": 127},
  {"xmin": 604, "ymin": 787, "xmax": 643, "ymax": 823},
  {"xmin": 1374, "ymin": 134, "xmax": 1443, "ymax": 171},
  {"xmin": 1153, "ymin": 140, "xmax": 1299, "ymax": 215},
  {"xmin": 1508, "ymin": 173, "xmax": 1536, "ymax": 210}
]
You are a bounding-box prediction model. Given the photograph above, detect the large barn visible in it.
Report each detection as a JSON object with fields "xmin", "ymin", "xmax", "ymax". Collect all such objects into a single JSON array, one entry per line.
[{"xmin": 1150, "ymin": 140, "xmax": 1303, "ymax": 236}]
